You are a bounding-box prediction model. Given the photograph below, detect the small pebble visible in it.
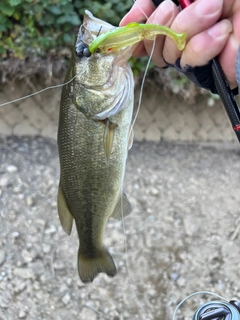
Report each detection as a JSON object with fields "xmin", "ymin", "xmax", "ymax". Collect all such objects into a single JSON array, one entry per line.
[
  {"xmin": 13, "ymin": 186, "xmax": 21, "ymax": 193},
  {"xmin": 53, "ymin": 261, "xmax": 65, "ymax": 270},
  {"xmin": 62, "ymin": 292, "xmax": 71, "ymax": 305},
  {"xmin": 10, "ymin": 232, "xmax": 19, "ymax": 238},
  {"xmin": 26, "ymin": 196, "xmax": 34, "ymax": 206},
  {"xmin": 171, "ymin": 273, "xmax": 179, "ymax": 281},
  {"xmin": 0, "ymin": 299, "xmax": 9, "ymax": 309},
  {"xmin": 176, "ymin": 276, "xmax": 187, "ymax": 287},
  {"xmin": 0, "ymin": 176, "xmax": 9, "ymax": 187},
  {"xmin": 7, "ymin": 165, "xmax": 18, "ymax": 173},
  {"xmin": 18, "ymin": 309, "xmax": 27, "ymax": 319},
  {"xmin": 14, "ymin": 268, "xmax": 34, "ymax": 279},
  {"xmin": 150, "ymin": 187, "xmax": 159, "ymax": 196},
  {"xmin": 42, "ymin": 244, "xmax": 51, "ymax": 253},
  {"xmin": 51, "ymin": 201, "xmax": 57, "ymax": 208},
  {"xmin": 14, "ymin": 280, "xmax": 27, "ymax": 294},
  {"xmin": 80, "ymin": 307, "xmax": 97, "ymax": 320},
  {"xmin": 44, "ymin": 225, "xmax": 57, "ymax": 234}
]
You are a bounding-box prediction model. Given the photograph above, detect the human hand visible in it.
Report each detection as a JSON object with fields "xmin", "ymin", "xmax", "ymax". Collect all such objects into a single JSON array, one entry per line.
[{"xmin": 120, "ymin": 0, "xmax": 240, "ymax": 89}]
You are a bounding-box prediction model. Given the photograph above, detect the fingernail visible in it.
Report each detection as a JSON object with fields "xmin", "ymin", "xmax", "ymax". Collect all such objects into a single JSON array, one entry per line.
[
  {"xmin": 151, "ymin": 0, "xmax": 175, "ymax": 24},
  {"xmin": 196, "ymin": 0, "xmax": 222, "ymax": 17},
  {"xmin": 208, "ymin": 20, "xmax": 232, "ymax": 40}
]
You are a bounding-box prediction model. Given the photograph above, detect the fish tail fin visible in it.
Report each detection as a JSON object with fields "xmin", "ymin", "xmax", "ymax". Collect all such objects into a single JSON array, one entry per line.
[{"xmin": 78, "ymin": 246, "xmax": 117, "ymax": 283}]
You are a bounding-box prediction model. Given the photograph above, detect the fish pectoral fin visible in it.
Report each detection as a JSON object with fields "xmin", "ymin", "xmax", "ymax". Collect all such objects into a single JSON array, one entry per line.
[
  {"xmin": 103, "ymin": 119, "xmax": 117, "ymax": 161},
  {"xmin": 57, "ymin": 183, "xmax": 74, "ymax": 235},
  {"xmin": 128, "ymin": 127, "xmax": 134, "ymax": 150},
  {"xmin": 78, "ymin": 246, "xmax": 117, "ymax": 283},
  {"xmin": 110, "ymin": 191, "xmax": 132, "ymax": 220}
]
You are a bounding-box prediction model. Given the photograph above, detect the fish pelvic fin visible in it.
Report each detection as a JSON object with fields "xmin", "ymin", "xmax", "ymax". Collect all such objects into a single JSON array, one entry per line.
[
  {"xmin": 57, "ymin": 182, "xmax": 74, "ymax": 235},
  {"xmin": 110, "ymin": 191, "xmax": 132, "ymax": 221},
  {"xmin": 103, "ymin": 119, "xmax": 117, "ymax": 161},
  {"xmin": 78, "ymin": 246, "xmax": 117, "ymax": 284}
]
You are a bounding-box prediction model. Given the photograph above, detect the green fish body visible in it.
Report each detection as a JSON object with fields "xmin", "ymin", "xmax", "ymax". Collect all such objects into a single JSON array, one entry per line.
[{"xmin": 57, "ymin": 11, "xmax": 134, "ymax": 283}]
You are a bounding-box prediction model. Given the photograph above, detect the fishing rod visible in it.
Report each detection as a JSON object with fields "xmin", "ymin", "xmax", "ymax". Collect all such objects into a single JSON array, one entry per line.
[{"xmin": 152, "ymin": 0, "xmax": 240, "ymax": 143}]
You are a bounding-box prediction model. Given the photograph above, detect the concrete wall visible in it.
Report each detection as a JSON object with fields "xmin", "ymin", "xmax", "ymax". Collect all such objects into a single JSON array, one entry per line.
[{"xmin": 0, "ymin": 81, "xmax": 237, "ymax": 142}]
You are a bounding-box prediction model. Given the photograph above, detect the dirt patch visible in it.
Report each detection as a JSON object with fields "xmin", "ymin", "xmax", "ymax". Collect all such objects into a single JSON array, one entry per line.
[
  {"xmin": 1, "ymin": 136, "xmax": 240, "ymax": 319},
  {"xmin": 0, "ymin": 57, "xmax": 67, "ymax": 85}
]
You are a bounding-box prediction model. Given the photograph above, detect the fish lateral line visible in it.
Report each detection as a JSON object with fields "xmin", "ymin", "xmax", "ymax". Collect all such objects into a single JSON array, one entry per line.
[{"xmin": 89, "ymin": 23, "xmax": 187, "ymax": 54}]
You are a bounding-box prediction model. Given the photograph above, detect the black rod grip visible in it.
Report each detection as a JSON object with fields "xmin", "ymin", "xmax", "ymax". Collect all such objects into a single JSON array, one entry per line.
[{"xmin": 211, "ymin": 59, "xmax": 240, "ymax": 142}]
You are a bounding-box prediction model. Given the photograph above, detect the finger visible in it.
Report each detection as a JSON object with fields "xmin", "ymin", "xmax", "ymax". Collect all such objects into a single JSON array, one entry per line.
[
  {"xmin": 180, "ymin": 20, "xmax": 232, "ymax": 68},
  {"xmin": 163, "ymin": 0, "xmax": 223, "ymax": 64},
  {"xmin": 144, "ymin": 0, "xmax": 179, "ymax": 66},
  {"xmin": 119, "ymin": 0, "xmax": 156, "ymax": 26},
  {"xmin": 221, "ymin": 0, "xmax": 237, "ymax": 18},
  {"xmin": 130, "ymin": 42, "xmax": 148, "ymax": 58},
  {"xmin": 219, "ymin": 34, "xmax": 239, "ymax": 89},
  {"xmin": 217, "ymin": 5, "xmax": 240, "ymax": 88},
  {"xmin": 121, "ymin": 0, "xmax": 178, "ymax": 61}
]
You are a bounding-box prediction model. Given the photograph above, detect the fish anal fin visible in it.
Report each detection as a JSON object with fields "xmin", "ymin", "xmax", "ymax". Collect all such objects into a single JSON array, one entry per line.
[
  {"xmin": 103, "ymin": 119, "xmax": 117, "ymax": 161},
  {"xmin": 57, "ymin": 183, "xmax": 74, "ymax": 235},
  {"xmin": 110, "ymin": 191, "xmax": 132, "ymax": 221},
  {"xmin": 78, "ymin": 246, "xmax": 117, "ymax": 283}
]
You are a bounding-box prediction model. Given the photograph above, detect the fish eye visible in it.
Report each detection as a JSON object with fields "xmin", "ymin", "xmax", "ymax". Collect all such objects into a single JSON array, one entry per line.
[{"xmin": 75, "ymin": 43, "xmax": 91, "ymax": 58}]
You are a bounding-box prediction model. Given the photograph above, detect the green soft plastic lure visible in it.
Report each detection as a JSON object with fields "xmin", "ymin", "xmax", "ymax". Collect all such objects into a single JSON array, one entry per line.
[{"xmin": 89, "ymin": 22, "xmax": 187, "ymax": 53}]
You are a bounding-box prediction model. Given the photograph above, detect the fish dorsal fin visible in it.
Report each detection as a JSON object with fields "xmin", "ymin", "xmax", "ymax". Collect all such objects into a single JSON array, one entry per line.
[
  {"xmin": 110, "ymin": 191, "xmax": 132, "ymax": 220},
  {"xmin": 57, "ymin": 183, "xmax": 74, "ymax": 235},
  {"xmin": 103, "ymin": 119, "xmax": 117, "ymax": 161}
]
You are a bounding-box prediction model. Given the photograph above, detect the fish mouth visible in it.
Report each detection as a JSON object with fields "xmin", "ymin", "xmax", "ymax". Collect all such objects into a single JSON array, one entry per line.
[
  {"xmin": 76, "ymin": 11, "xmax": 116, "ymax": 50},
  {"xmin": 75, "ymin": 40, "xmax": 91, "ymax": 58},
  {"xmin": 83, "ymin": 10, "xmax": 115, "ymax": 36}
]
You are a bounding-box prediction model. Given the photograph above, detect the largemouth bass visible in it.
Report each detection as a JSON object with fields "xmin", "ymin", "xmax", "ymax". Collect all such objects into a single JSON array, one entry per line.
[{"xmin": 57, "ymin": 11, "xmax": 134, "ymax": 283}]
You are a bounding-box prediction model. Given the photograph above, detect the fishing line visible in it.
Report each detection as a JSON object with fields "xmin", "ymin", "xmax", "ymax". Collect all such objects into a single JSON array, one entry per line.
[
  {"xmin": 172, "ymin": 291, "xmax": 229, "ymax": 320},
  {"xmin": 0, "ymin": 75, "xmax": 77, "ymax": 107},
  {"xmin": 122, "ymin": 42, "xmax": 154, "ymax": 319},
  {"xmin": 120, "ymin": 192, "xmax": 150, "ymax": 319},
  {"xmin": 132, "ymin": 0, "xmax": 149, "ymax": 21},
  {"xmin": 122, "ymin": 4, "xmax": 157, "ymax": 319},
  {"xmin": 130, "ymin": 40, "xmax": 155, "ymax": 136},
  {"xmin": 130, "ymin": 0, "xmax": 156, "ymax": 135}
]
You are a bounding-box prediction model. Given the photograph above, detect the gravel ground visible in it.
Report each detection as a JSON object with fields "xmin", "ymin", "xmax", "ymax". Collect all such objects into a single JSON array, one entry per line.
[{"xmin": 1, "ymin": 136, "xmax": 240, "ymax": 320}]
